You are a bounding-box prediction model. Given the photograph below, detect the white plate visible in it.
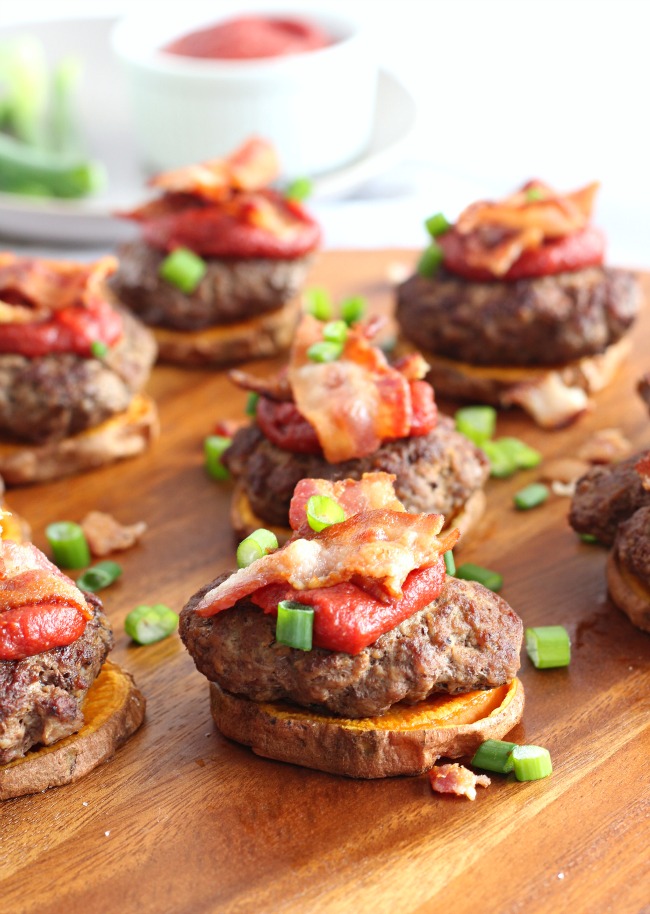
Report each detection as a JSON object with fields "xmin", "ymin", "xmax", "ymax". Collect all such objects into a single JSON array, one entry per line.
[{"xmin": 0, "ymin": 16, "xmax": 417, "ymax": 246}]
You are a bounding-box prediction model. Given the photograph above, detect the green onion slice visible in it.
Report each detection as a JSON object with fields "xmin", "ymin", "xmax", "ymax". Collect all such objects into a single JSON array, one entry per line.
[
  {"xmin": 424, "ymin": 212, "xmax": 451, "ymax": 237},
  {"xmin": 245, "ymin": 391, "xmax": 259, "ymax": 417},
  {"xmin": 125, "ymin": 603, "xmax": 179, "ymax": 645},
  {"xmin": 482, "ymin": 440, "xmax": 517, "ymax": 479},
  {"xmin": 579, "ymin": 532, "xmax": 599, "ymax": 544},
  {"xmin": 76, "ymin": 560, "xmax": 122, "ymax": 593},
  {"xmin": 45, "ymin": 521, "xmax": 91, "ymax": 569},
  {"xmin": 276, "ymin": 600, "xmax": 314, "ymax": 651},
  {"xmin": 306, "ymin": 340, "xmax": 343, "ymax": 363},
  {"xmin": 90, "ymin": 340, "xmax": 108, "ymax": 359},
  {"xmin": 285, "ymin": 176, "xmax": 313, "ymax": 202},
  {"xmin": 455, "ymin": 562, "xmax": 503, "ymax": 592},
  {"xmin": 159, "ymin": 247, "xmax": 207, "ymax": 294},
  {"xmin": 496, "ymin": 436, "xmax": 542, "ymax": 470},
  {"xmin": 306, "ymin": 495, "xmax": 346, "ymax": 532},
  {"xmin": 322, "ymin": 320, "xmax": 348, "ymax": 345},
  {"xmin": 525, "ymin": 187, "xmax": 545, "ymax": 202},
  {"xmin": 471, "ymin": 739, "xmax": 517, "ymax": 774},
  {"xmin": 443, "ymin": 550, "xmax": 456, "ymax": 576},
  {"xmin": 303, "ymin": 287, "xmax": 333, "ymax": 321},
  {"xmin": 525, "ymin": 625, "xmax": 571, "ymax": 668},
  {"xmin": 455, "ymin": 405, "xmax": 497, "ymax": 446},
  {"xmin": 417, "ymin": 242, "xmax": 444, "ymax": 277},
  {"xmin": 511, "ymin": 745, "xmax": 553, "ymax": 781},
  {"xmin": 340, "ymin": 295, "xmax": 367, "ymax": 325},
  {"xmin": 236, "ymin": 528, "xmax": 279, "ymax": 568},
  {"xmin": 514, "ymin": 483, "xmax": 549, "ymax": 510},
  {"xmin": 204, "ymin": 435, "xmax": 232, "ymax": 481}
]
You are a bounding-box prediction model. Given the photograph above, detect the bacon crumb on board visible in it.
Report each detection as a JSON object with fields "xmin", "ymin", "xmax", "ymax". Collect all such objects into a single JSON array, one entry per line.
[
  {"xmin": 576, "ymin": 427, "xmax": 631, "ymax": 464},
  {"xmin": 428, "ymin": 763, "xmax": 491, "ymax": 801},
  {"xmin": 81, "ymin": 511, "xmax": 147, "ymax": 557}
]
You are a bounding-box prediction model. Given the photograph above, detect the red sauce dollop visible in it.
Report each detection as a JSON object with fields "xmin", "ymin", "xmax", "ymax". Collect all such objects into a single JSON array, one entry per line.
[
  {"xmin": 0, "ymin": 602, "xmax": 88, "ymax": 661},
  {"xmin": 0, "ymin": 298, "xmax": 123, "ymax": 359},
  {"xmin": 163, "ymin": 15, "xmax": 332, "ymax": 60}
]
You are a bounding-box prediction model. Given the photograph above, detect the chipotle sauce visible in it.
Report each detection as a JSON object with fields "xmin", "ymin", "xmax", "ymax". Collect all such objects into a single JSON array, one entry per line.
[{"xmin": 163, "ymin": 15, "xmax": 332, "ymax": 60}]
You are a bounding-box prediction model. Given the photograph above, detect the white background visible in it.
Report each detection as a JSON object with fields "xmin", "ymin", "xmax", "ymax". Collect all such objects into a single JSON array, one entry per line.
[{"xmin": 2, "ymin": 0, "xmax": 649, "ymax": 266}]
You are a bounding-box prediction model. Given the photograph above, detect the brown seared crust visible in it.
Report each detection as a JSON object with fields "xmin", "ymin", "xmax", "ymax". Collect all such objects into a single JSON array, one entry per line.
[
  {"xmin": 569, "ymin": 453, "xmax": 650, "ymax": 546},
  {"xmin": 209, "ymin": 677, "xmax": 525, "ymax": 778},
  {"xmin": 223, "ymin": 415, "xmax": 489, "ymax": 530},
  {"xmin": 0, "ymin": 661, "xmax": 146, "ymax": 799},
  {"xmin": 613, "ymin": 506, "xmax": 650, "ymax": 591},
  {"xmin": 638, "ymin": 373, "xmax": 650, "ymax": 413},
  {"xmin": 152, "ymin": 297, "xmax": 301, "ymax": 366},
  {"xmin": 606, "ymin": 550, "xmax": 650, "ymax": 634},
  {"xmin": 396, "ymin": 266, "xmax": 639, "ymax": 366},
  {"xmin": 180, "ymin": 576, "xmax": 523, "ymax": 719},
  {"xmin": 110, "ymin": 240, "xmax": 313, "ymax": 331}
]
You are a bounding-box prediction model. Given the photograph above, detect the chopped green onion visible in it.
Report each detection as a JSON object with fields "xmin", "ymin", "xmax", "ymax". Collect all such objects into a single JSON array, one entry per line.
[
  {"xmin": 525, "ymin": 187, "xmax": 545, "ymax": 202},
  {"xmin": 0, "ymin": 132, "xmax": 105, "ymax": 198},
  {"xmin": 76, "ymin": 560, "xmax": 122, "ymax": 593},
  {"xmin": 306, "ymin": 495, "xmax": 346, "ymax": 532},
  {"xmin": 159, "ymin": 247, "xmax": 206, "ymax": 294},
  {"xmin": 525, "ymin": 625, "xmax": 571, "ymax": 669},
  {"xmin": 424, "ymin": 212, "xmax": 451, "ymax": 237},
  {"xmin": 511, "ymin": 744, "xmax": 553, "ymax": 781},
  {"xmin": 125, "ymin": 603, "xmax": 179, "ymax": 645},
  {"xmin": 285, "ymin": 176, "xmax": 313, "ymax": 202},
  {"xmin": 45, "ymin": 521, "xmax": 90, "ymax": 569},
  {"xmin": 417, "ymin": 242, "xmax": 444, "ymax": 277},
  {"xmin": 455, "ymin": 405, "xmax": 497, "ymax": 446},
  {"xmin": 456, "ymin": 562, "xmax": 503, "ymax": 592},
  {"xmin": 497, "ymin": 436, "xmax": 542, "ymax": 470},
  {"xmin": 204, "ymin": 435, "xmax": 232, "ymax": 481},
  {"xmin": 276, "ymin": 600, "xmax": 314, "ymax": 651},
  {"xmin": 322, "ymin": 320, "xmax": 348, "ymax": 345},
  {"xmin": 90, "ymin": 340, "xmax": 108, "ymax": 359},
  {"xmin": 471, "ymin": 739, "xmax": 517, "ymax": 774},
  {"xmin": 245, "ymin": 392, "xmax": 259, "ymax": 417},
  {"xmin": 307, "ymin": 340, "xmax": 343, "ymax": 363},
  {"xmin": 514, "ymin": 483, "xmax": 549, "ymax": 510},
  {"xmin": 579, "ymin": 532, "xmax": 599, "ymax": 544},
  {"xmin": 236, "ymin": 528, "xmax": 279, "ymax": 568},
  {"xmin": 340, "ymin": 295, "xmax": 367, "ymax": 325},
  {"xmin": 303, "ymin": 287, "xmax": 333, "ymax": 321},
  {"xmin": 482, "ymin": 440, "xmax": 517, "ymax": 479},
  {"xmin": 443, "ymin": 550, "xmax": 456, "ymax": 576}
]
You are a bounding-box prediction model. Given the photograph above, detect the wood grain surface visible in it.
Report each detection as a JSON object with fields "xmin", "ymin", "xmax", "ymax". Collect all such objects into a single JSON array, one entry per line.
[{"xmin": 1, "ymin": 251, "xmax": 649, "ymax": 914}]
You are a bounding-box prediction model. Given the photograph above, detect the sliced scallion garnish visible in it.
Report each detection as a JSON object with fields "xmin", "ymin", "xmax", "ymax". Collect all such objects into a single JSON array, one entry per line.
[
  {"xmin": 245, "ymin": 392, "xmax": 259, "ymax": 417},
  {"xmin": 306, "ymin": 495, "xmax": 346, "ymax": 532},
  {"xmin": 276, "ymin": 600, "xmax": 314, "ymax": 651},
  {"xmin": 285, "ymin": 176, "xmax": 313, "ymax": 202},
  {"xmin": 471, "ymin": 739, "xmax": 517, "ymax": 774},
  {"xmin": 514, "ymin": 483, "xmax": 549, "ymax": 510},
  {"xmin": 76, "ymin": 560, "xmax": 122, "ymax": 592},
  {"xmin": 525, "ymin": 625, "xmax": 571, "ymax": 669},
  {"xmin": 482, "ymin": 440, "xmax": 517, "ymax": 479},
  {"xmin": 322, "ymin": 320, "xmax": 348, "ymax": 345},
  {"xmin": 125, "ymin": 603, "xmax": 179, "ymax": 645},
  {"xmin": 579, "ymin": 532, "xmax": 599, "ymax": 544},
  {"xmin": 417, "ymin": 242, "xmax": 444, "ymax": 277},
  {"xmin": 525, "ymin": 187, "xmax": 545, "ymax": 202},
  {"xmin": 90, "ymin": 340, "xmax": 108, "ymax": 359},
  {"xmin": 340, "ymin": 295, "xmax": 367, "ymax": 325},
  {"xmin": 455, "ymin": 562, "xmax": 503, "ymax": 592},
  {"xmin": 159, "ymin": 247, "xmax": 207, "ymax": 294},
  {"xmin": 306, "ymin": 340, "xmax": 343, "ymax": 363},
  {"xmin": 511, "ymin": 745, "xmax": 553, "ymax": 781},
  {"xmin": 204, "ymin": 435, "xmax": 232, "ymax": 481},
  {"xmin": 443, "ymin": 550, "xmax": 456, "ymax": 576},
  {"xmin": 497, "ymin": 437, "xmax": 542, "ymax": 470},
  {"xmin": 45, "ymin": 521, "xmax": 91, "ymax": 569},
  {"xmin": 424, "ymin": 212, "xmax": 450, "ymax": 238},
  {"xmin": 455, "ymin": 405, "xmax": 497, "ymax": 446},
  {"xmin": 303, "ymin": 287, "xmax": 333, "ymax": 321},
  {"xmin": 236, "ymin": 528, "xmax": 279, "ymax": 568}
]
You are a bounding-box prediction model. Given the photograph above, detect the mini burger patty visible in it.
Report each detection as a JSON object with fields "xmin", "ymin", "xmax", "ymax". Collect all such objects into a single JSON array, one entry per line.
[
  {"xmin": 180, "ymin": 576, "xmax": 522, "ymax": 719},
  {"xmin": 614, "ymin": 506, "xmax": 650, "ymax": 590},
  {"xmin": 110, "ymin": 240, "xmax": 313, "ymax": 332},
  {"xmin": 569, "ymin": 454, "xmax": 650, "ymax": 546},
  {"xmin": 396, "ymin": 266, "xmax": 639, "ymax": 366},
  {"xmin": 0, "ymin": 308, "xmax": 156, "ymax": 445},
  {"xmin": 0, "ymin": 595, "xmax": 113, "ymax": 764},
  {"xmin": 223, "ymin": 415, "xmax": 490, "ymax": 528}
]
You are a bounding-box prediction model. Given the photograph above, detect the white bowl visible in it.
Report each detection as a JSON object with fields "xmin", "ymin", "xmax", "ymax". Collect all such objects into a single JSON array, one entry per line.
[{"xmin": 111, "ymin": 6, "xmax": 378, "ymax": 179}]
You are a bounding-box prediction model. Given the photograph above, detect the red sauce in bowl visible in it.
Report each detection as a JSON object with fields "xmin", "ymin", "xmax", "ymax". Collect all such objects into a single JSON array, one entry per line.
[{"xmin": 163, "ymin": 15, "xmax": 332, "ymax": 60}]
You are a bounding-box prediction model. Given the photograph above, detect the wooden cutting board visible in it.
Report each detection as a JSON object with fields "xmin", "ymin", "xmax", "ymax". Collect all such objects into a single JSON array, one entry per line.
[{"xmin": 1, "ymin": 251, "xmax": 649, "ymax": 914}]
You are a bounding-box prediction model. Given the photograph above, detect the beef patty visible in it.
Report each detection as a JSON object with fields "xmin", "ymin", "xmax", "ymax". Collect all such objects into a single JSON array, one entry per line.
[
  {"xmin": 0, "ymin": 595, "xmax": 113, "ymax": 764},
  {"xmin": 569, "ymin": 453, "xmax": 650, "ymax": 546},
  {"xmin": 614, "ymin": 505, "xmax": 650, "ymax": 590},
  {"xmin": 0, "ymin": 307, "xmax": 156, "ymax": 445},
  {"xmin": 109, "ymin": 240, "xmax": 312, "ymax": 332},
  {"xmin": 396, "ymin": 266, "xmax": 639, "ymax": 367},
  {"xmin": 223, "ymin": 415, "xmax": 490, "ymax": 529},
  {"xmin": 180, "ymin": 575, "xmax": 522, "ymax": 719}
]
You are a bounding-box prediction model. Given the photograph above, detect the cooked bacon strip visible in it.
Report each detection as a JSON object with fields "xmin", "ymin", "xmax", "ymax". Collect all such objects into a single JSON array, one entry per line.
[
  {"xmin": 636, "ymin": 452, "xmax": 650, "ymax": 491},
  {"xmin": 0, "ymin": 253, "xmax": 117, "ymax": 317},
  {"xmin": 0, "ymin": 540, "xmax": 91, "ymax": 619},
  {"xmin": 195, "ymin": 509, "xmax": 459, "ymax": 616},
  {"xmin": 429, "ymin": 763, "xmax": 491, "ymax": 801},
  {"xmin": 288, "ymin": 315, "xmax": 414, "ymax": 463},
  {"xmin": 229, "ymin": 368, "xmax": 293, "ymax": 402},
  {"xmin": 149, "ymin": 137, "xmax": 279, "ymax": 202},
  {"xmin": 80, "ymin": 511, "xmax": 147, "ymax": 557},
  {"xmin": 288, "ymin": 472, "xmax": 405, "ymax": 535}
]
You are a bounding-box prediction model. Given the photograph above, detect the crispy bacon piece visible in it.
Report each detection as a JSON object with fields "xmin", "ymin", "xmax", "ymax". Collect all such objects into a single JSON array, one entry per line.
[
  {"xmin": 229, "ymin": 367, "xmax": 293, "ymax": 402},
  {"xmin": 195, "ymin": 509, "xmax": 459, "ymax": 616},
  {"xmin": 80, "ymin": 511, "xmax": 147, "ymax": 557},
  {"xmin": 0, "ymin": 254, "xmax": 117, "ymax": 317},
  {"xmin": 636, "ymin": 452, "xmax": 650, "ymax": 491},
  {"xmin": 288, "ymin": 472, "xmax": 405, "ymax": 536},
  {"xmin": 428, "ymin": 763, "xmax": 491, "ymax": 801}
]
